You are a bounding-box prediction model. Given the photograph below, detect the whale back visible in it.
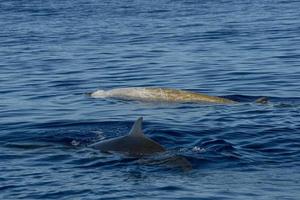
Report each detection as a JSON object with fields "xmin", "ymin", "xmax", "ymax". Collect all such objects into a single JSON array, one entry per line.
[
  {"xmin": 146, "ymin": 88, "xmax": 236, "ymax": 103},
  {"xmin": 90, "ymin": 87, "xmax": 236, "ymax": 104}
]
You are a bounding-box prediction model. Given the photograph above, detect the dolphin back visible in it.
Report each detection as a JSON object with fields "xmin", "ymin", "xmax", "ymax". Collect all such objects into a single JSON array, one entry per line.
[{"xmin": 90, "ymin": 117, "xmax": 165, "ymax": 156}]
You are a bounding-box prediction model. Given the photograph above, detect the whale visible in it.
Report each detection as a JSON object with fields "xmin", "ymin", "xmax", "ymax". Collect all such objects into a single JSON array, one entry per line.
[
  {"xmin": 89, "ymin": 87, "xmax": 268, "ymax": 104},
  {"xmin": 89, "ymin": 117, "xmax": 192, "ymax": 170},
  {"xmin": 89, "ymin": 87, "xmax": 237, "ymax": 104}
]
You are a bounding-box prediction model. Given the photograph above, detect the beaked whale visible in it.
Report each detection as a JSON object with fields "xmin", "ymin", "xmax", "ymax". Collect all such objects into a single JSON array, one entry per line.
[
  {"xmin": 89, "ymin": 87, "xmax": 268, "ymax": 104},
  {"xmin": 89, "ymin": 87, "xmax": 236, "ymax": 104},
  {"xmin": 89, "ymin": 117, "xmax": 192, "ymax": 170}
]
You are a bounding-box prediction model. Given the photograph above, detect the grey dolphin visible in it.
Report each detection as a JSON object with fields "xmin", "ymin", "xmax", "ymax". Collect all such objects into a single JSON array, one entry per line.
[
  {"xmin": 89, "ymin": 87, "xmax": 236, "ymax": 104},
  {"xmin": 90, "ymin": 117, "xmax": 165, "ymax": 156},
  {"xmin": 90, "ymin": 117, "xmax": 192, "ymax": 170}
]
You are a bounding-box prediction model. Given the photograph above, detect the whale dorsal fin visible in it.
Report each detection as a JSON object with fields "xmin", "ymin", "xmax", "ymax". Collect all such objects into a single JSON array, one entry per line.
[{"xmin": 129, "ymin": 117, "xmax": 145, "ymax": 137}]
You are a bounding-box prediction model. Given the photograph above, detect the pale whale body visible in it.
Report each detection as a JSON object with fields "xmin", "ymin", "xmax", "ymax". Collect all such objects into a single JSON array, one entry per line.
[
  {"xmin": 90, "ymin": 87, "xmax": 236, "ymax": 104},
  {"xmin": 89, "ymin": 117, "xmax": 192, "ymax": 170}
]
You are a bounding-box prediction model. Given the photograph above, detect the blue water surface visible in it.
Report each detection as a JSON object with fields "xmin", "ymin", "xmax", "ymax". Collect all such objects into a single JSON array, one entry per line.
[{"xmin": 1, "ymin": 0, "xmax": 300, "ymax": 199}]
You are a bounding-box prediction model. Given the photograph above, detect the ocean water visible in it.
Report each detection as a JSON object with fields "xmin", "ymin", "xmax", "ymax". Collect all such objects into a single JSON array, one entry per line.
[{"xmin": 1, "ymin": 0, "xmax": 300, "ymax": 199}]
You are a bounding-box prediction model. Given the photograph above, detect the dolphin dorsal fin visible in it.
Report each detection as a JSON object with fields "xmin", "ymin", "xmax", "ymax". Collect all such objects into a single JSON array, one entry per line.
[{"xmin": 129, "ymin": 117, "xmax": 145, "ymax": 137}]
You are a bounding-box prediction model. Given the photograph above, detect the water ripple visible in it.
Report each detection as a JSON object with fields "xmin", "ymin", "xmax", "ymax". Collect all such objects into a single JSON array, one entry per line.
[{"xmin": 1, "ymin": 0, "xmax": 300, "ymax": 199}]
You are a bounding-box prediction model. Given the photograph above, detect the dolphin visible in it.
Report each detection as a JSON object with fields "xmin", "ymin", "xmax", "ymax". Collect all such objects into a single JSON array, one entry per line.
[
  {"xmin": 89, "ymin": 87, "xmax": 237, "ymax": 104},
  {"xmin": 89, "ymin": 117, "xmax": 192, "ymax": 170},
  {"xmin": 89, "ymin": 117, "xmax": 165, "ymax": 156}
]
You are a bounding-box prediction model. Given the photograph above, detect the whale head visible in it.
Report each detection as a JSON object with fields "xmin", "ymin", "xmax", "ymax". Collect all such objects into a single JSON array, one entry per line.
[{"xmin": 89, "ymin": 90, "xmax": 108, "ymax": 98}]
